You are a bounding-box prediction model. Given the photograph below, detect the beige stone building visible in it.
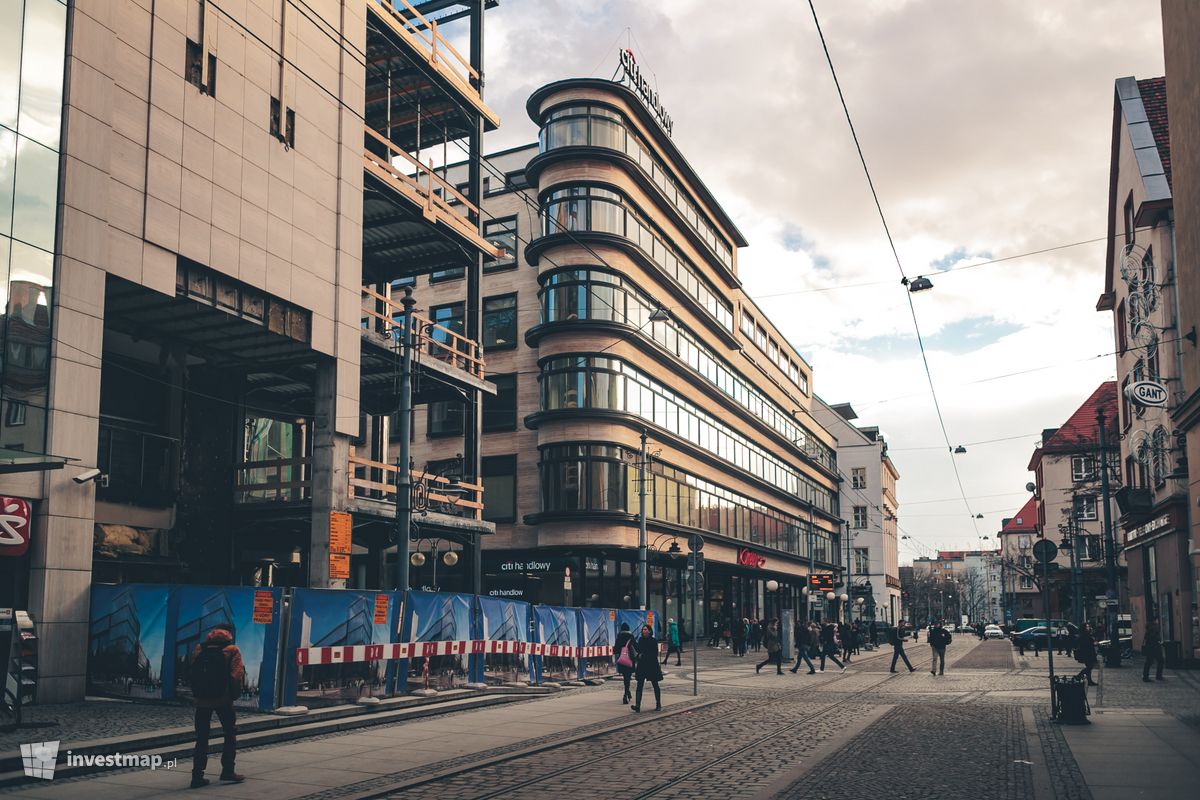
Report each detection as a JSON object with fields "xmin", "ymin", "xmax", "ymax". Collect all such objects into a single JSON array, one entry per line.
[
  {"xmin": 1096, "ymin": 73, "xmax": 1194, "ymax": 659},
  {"xmin": 408, "ymin": 76, "xmax": 845, "ymax": 633}
]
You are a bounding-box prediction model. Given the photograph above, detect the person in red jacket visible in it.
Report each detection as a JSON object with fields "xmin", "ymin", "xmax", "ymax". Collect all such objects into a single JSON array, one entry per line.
[{"xmin": 189, "ymin": 625, "xmax": 246, "ymax": 788}]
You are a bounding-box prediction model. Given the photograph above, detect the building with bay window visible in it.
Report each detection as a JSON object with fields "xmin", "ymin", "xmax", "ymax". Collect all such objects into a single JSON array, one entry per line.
[{"xmin": 410, "ymin": 76, "xmax": 844, "ymax": 635}]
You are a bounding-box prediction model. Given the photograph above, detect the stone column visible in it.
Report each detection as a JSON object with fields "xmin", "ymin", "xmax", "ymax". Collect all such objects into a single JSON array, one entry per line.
[{"xmin": 309, "ymin": 360, "xmax": 350, "ymax": 589}]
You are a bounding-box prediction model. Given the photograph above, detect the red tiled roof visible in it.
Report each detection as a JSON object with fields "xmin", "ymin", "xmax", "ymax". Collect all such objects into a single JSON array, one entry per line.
[
  {"xmin": 1138, "ymin": 77, "xmax": 1171, "ymax": 191},
  {"xmin": 1002, "ymin": 498, "xmax": 1038, "ymax": 533},
  {"xmin": 1041, "ymin": 381, "xmax": 1118, "ymax": 451}
]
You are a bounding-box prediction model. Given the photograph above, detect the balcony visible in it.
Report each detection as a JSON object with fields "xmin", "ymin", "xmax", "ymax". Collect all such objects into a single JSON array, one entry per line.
[
  {"xmin": 97, "ymin": 424, "xmax": 178, "ymax": 508},
  {"xmin": 359, "ymin": 285, "xmax": 494, "ymax": 410},
  {"xmin": 365, "ymin": 0, "xmax": 499, "ymax": 143}
]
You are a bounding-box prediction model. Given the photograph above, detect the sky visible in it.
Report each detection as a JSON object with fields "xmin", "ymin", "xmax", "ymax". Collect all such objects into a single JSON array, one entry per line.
[{"xmin": 465, "ymin": 0, "xmax": 1167, "ymax": 563}]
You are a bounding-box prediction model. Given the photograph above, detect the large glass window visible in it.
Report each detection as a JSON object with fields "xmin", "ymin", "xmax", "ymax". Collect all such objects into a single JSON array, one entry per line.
[
  {"xmin": 538, "ymin": 443, "xmax": 838, "ymax": 564},
  {"xmin": 427, "ymin": 401, "xmax": 463, "ymax": 437},
  {"xmin": 0, "ymin": 0, "xmax": 66, "ymax": 459},
  {"xmin": 482, "ymin": 455, "xmax": 516, "ymax": 523},
  {"xmin": 537, "ymin": 268, "xmax": 836, "ymax": 471},
  {"xmin": 429, "ymin": 301, "xmax": 464, "ymax": 352},
  {"xmin": 538, "ymin": 184, "xmax": 733, "ymax": 332},
  {"xmin": 482, "ymin": 293, "xmax": 516, "ymax": 350},
  {"xmin": 484, "ymin": 217, "xmax": 518, "ymax": 271},
  {"xmin": 538, "ymin": 103, "xmax": 734, "ymax": 272},
  {"xmin": 483, "ymin": 374, "xmax": 517, "ymax": 433},
  {"xmin": 538, "ymin": 354, "xmax": 836, "ymax": 513}
]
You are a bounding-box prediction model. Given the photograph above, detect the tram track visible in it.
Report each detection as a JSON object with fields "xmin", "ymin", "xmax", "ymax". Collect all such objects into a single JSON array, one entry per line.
[{"xmin": 344, "ymin": 666, "xmax": 900, "ymax": 800}]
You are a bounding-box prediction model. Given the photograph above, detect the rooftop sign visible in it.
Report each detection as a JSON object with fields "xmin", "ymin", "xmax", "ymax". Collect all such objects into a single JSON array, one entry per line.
[{"xmin": 618, "ymin": 49, "xmax": 674, "ymax": 137}]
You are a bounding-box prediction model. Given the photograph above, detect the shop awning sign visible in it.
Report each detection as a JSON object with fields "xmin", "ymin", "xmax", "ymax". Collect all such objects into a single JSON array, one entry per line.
[
  {"xmin": 737, "ymin": 547, "xmax": 766, "ymax": 569},
  {"xmin": 0, "ymin": 497, "xmax": 31, "ymax": 557}
]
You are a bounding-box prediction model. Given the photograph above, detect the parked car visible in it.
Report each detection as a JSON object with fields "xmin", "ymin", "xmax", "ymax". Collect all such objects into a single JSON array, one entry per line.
[
  {"xmin": 1012, "ymin": 626, "xmax": 1051, "ymax": 649},
  {"xmin": 984, "ymin": 625, "xmax": 1004, "ymax": 640}
]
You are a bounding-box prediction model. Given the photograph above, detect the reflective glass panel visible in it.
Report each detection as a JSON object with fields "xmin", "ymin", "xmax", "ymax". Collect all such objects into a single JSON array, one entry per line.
[
  {"xmin": 17, "ymin": 0, "xmax": 66, "ymax": 149},
  {"xmin": 0, "ymin": 1, "xmax": 22, "ymax": 130},
  {"xmin": 11, "ymin": 134, "xmax": 58, "ymax": 250},
  {"xmin": 0, "ymin": 127, "xmax": 15, "ymax": 237}
]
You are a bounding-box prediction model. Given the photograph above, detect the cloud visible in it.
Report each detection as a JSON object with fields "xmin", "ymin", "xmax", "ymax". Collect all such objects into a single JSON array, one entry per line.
[{"xmin": 473, "ymin": 0, "xmax": 1163, "ymax": 561}]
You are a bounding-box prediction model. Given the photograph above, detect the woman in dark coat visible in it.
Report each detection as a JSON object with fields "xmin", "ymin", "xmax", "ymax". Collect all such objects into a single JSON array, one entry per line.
[
  {"xmin": 613, "ymin": 622, "xmax": 636, "ymax": 704},
  {"xmin": 1075, "ymin": 623, "xmax": 1099, "ymax": 686},
  {"xmin": 631, "ymin": 624, "xmax": 663, "ymax": 712}
]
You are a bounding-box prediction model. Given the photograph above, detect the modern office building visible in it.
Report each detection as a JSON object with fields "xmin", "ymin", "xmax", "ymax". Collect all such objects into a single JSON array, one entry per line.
[
  {"xmin": 812, "ymin": 399, "xmax": 901, "ymax": 624},
  {"xmin": 408, "ymin": 73, "xmax": 845, "ymax": 634},
  {"xmin": 1096, "ymin": 75, "xmax": 1194, "ymax": 658},
  {"xmin": 0, "ymin": 0, "xmax": 500, "ymax": 701}
]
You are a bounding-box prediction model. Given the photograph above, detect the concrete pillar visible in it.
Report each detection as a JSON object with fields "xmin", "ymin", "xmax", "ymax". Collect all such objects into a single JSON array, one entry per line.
[{"xmin": 310, "ymin": 360, "xmax": 350, "ymax": 589}]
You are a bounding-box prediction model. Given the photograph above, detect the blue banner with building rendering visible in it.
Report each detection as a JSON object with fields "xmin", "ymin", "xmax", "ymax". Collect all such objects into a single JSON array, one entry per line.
[{"xmin": 476, "ymin": 595, "xmax": 532, "ymax": 683}]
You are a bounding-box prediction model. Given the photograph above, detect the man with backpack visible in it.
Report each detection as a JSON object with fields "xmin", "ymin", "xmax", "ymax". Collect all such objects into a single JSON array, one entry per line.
[
  {"xmin": 189, "ymin": 624, "xmax": 246, "ymax": 788},
  {"xmin": 928, "ymin": 621, "xmax": 952, "ymax": 675}
]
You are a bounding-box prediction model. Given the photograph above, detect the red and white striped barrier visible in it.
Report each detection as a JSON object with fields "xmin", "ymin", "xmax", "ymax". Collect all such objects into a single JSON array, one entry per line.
[{"xmin": 295, "ymin": 640, "xmax": 667, "ymax": 665}]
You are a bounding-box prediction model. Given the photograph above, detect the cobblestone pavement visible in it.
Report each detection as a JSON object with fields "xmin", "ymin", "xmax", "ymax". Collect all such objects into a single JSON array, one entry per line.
[{"xmin": 776, "ymin": 704, "xmax": 1034, "ymax": 800}]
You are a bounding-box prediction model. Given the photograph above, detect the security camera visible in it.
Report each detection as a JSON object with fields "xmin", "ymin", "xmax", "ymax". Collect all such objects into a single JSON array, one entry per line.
[{"xmin": 73, "ymin": 468, "xmax": 103, "ymax": 484}]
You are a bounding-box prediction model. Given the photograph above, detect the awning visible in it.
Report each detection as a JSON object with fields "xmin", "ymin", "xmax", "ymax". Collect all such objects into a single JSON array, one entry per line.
[{"xmin": 0, "ymin": 447, "xmax": 71, "ymax": 474}]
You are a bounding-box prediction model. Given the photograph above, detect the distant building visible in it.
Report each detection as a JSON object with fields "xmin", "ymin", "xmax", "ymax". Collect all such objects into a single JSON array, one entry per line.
[{"xmin": 813, "ymin": 400, "xmax": 901, "ymax": 623}]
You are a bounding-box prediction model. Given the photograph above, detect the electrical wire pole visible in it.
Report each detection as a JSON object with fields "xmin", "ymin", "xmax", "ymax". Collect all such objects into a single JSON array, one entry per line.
[
  {"xmin": 1097, "ymin": 407, "xmax": 1121, "ymax": 667},
  {"xmin": 638, "ymin": 429, "xmax": 648, "ymax": 611},
  {"xmin": 394, "ymin": 287, "xmax": 415, "ymax": 593}
]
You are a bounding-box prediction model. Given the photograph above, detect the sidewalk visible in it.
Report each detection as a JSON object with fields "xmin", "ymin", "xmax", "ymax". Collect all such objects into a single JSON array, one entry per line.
[
  {"xmin": 1060, "ymin": 709, "xmax": 1200, "ymax": 799},
  {"xmin": 0, "ymin": 688, "xmax": 703, "ymax": 799}
]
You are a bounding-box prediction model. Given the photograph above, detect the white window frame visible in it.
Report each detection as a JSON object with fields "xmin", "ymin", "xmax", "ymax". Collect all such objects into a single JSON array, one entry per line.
[
  {"xmin": 1071, "ymin": 455, "xmax": 1095, "ymax": 482},
  {"xmin": 1073, "ymin": 495, "xmax": 1098, "ymax": 521},
  {"xmin": 852, "ymin": 505, "xmax": 868, "ymax": 529}
]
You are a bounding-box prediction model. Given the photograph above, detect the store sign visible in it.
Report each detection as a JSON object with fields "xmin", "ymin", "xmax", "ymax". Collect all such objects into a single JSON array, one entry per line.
[
  {"xmin": 1126, "ymin": 380, "xmax": 1168, "ymax": 408},
  {"xmin": 737, "ymin": 548, "xmax": 766, "ymax": 569},
  {"xmin": 1127, "ymin": 513, "xmax": 1171, "ymax": 542},
  {"xmin": 499, "ymin": 560, "xmax": 553, "ymax": 572},
  {"xmin": 0, "ymin": 498, "xmax": 31, "ymax": 558},
  {"xmin": 619, "ymin": 49, "xmax": 674, "ymax": 136}
]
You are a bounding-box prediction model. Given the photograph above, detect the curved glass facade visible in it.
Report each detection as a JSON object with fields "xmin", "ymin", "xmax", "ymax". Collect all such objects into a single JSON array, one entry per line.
[
  {"xmin": 539, "ymin": 268, "xmax": 835, "ymax": 471},
  {"xmin": 538, "ymin": 184, "xmax": 734, "ymax": 333},
  {"xmin": 539, "ymin": 354, "xmax": 835, "ymax": 513},
  {"xmin": 538, "ymin": 103, "xmax": 734, "ymax": 272},
  {"xmin": 539, "ymin": 443, "xmax": 836, "ymax": 562}
]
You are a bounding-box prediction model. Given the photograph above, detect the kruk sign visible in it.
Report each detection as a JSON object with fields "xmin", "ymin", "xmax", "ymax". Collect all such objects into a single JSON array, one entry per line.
[
  {"xmin": 737, "ymin": 547, "xmax": 766, "ymax": 569},
  {"xmin": 1125, "ymin": 380, "xmax": 1168, "ymax": 409},
  {"xmin": 0, "ymin": 497, "xmax": 31, "ymax": 557}
]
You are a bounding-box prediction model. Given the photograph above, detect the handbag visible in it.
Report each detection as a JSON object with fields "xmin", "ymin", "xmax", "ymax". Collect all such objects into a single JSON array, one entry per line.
[{"xmin": 616, "ymin": 642, "xmax": 634, "ymax": 669}]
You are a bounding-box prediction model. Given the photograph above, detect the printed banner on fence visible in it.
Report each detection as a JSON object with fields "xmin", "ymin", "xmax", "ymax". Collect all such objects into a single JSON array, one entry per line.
[
  {"xmin": 87, "ymin": 584, "xmax": 171, "ymax": 700},
  {"xmin": 170, "ymin": 586, "xmax": 282, "ymax": 710}
]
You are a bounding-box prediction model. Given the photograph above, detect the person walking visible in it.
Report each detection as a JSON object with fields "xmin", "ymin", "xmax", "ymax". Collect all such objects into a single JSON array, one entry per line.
[
  {"xmin": 790, "ymin": 617, "xmax": 816, "ymax": 674},
  {"xmin": 188, "ymin": 624, "xmax": 246, "ymax": 788},
  {"xmin": 1074, "ymin": 623, "xmax": 1099, "ymax": 686},
  {"xmin": 614, "ymin": 622, "xmax": 636, "ymax": 704},
  {"xmin": 870, "ymin": 620, "xmax": 880, "ymax": 648},
  {"xmin": 749, "ymin": 619, "xmax": 762, "ymax": 653},
  {"xmin": 631, "ymin": 624, "xmax": 663, "ymax": 712},
  {"xmin": 661, "ymin": 618, "xmax": 683, "ymax": 666},
  {"xmin": 709, "ymin": 618, "xmax": 721, "ymax": 647},
  {"xmin": 1142, "ymin": 617, "xmax": 1165, "ymax": 682},
  {"xmin": 840, "ymin": 622, "xmax": 856, "ymax": 662},
  {"xmin": 928, "ymin": 621, "xmax": 952, "ymax": 675},
  {"xmin": 818, "ymin": 622, "xmax": 846, "ymax": 673},
  {"xmin": 731, "ymin": 617, "xmax": 747, "ymax": 657},
  {"xmin": 755, "ymin": 619, "xmax": 784, "ymax": 674},
  {"xmin": 889, "ymin": 622, "xmax": 915, "ymax": 673}
]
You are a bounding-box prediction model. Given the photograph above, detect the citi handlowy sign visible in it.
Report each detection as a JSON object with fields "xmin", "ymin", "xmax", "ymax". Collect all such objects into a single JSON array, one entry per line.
[{"xmin": 1125, "ymin": 380, "xmax": 1168, "ymax": 408}]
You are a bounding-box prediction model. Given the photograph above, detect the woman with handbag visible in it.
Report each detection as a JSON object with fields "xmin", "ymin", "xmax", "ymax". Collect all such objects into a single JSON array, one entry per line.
[
  {"xmin": 631, "ymin": 624, "xmax": 663, "ymax": 712},
  {"xmin": 614, "ymin": 623, "xmax": 636, "ymax": 704}
]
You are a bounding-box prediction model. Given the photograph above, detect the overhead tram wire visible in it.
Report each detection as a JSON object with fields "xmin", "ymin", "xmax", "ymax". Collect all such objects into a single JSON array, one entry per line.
[{"xmin": 809, "ymin": 0, "xmax": 980, "ymax": 536}]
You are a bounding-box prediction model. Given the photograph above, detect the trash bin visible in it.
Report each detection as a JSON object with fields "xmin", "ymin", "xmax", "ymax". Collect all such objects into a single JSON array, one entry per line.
[
  {"xmin": 1164, "ymin": 640, "xmax": 1182, "ymax": 668},
  {"xmin": 1053, "ymin": 675, "xmax": 1091, "ymax": 725}
]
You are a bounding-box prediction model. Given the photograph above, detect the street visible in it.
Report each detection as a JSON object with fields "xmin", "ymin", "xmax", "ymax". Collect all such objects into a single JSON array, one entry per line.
[{"xmin": 4, "ymin": 636, "xmax": 1197, "ymax": 799}]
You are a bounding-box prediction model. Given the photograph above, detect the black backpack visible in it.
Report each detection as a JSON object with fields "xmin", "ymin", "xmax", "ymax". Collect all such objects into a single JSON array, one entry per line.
[{"xmin": 191, "ymin": 644, "xmax": 231, "ymax": 700}]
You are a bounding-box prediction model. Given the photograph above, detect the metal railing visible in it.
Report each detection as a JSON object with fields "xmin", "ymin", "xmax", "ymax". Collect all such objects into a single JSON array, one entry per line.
[
  {"xmin": 361, "ymin": 286, "xmax": 486, "ymax": 379},
  {"xmin": 363, "ymin": 127, "xmax": 504, "ymax": 262},
  {"xmin": 97, "ymin": 424, "xmax": 178, "ymax": 507},
  {"xmin": 366, "ymin": 0, "xmax": 498, "ymax": 126},
  {"xmin": 235, "ymin": 456, "xmax": 312, "ymax": 503},
  {"xmin": 349, "ymin": 451, "xmax": 484, "ymax": 520}
]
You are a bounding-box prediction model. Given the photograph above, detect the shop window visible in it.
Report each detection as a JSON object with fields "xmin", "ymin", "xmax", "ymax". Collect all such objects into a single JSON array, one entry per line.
[
  {"xmin": 482, "ymin": 455, "xmax": 516, "ymax": 522},
  {"xmin": 483, "ymin": 294, "xmax": 517, "ymax": 350},
  {"xmin": 484, "ymin": 217, "xmax": 517, "ymax": 270},
  {"xmin": 483, "ymin": 374, "xmax": 517, "ymax": 432}
]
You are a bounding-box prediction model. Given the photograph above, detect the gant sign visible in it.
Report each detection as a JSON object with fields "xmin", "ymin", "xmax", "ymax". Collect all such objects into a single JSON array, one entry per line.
[
  {"xmin": 737, "ymin": 547, "xmax": 766, "ymax": 569},
  {"xmin": 1125, "ymin": 380, "xmax": 1168, "ymax": 408}
]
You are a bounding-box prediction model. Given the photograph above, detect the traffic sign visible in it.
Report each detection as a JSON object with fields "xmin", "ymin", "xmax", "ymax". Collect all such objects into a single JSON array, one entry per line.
[
  {"xmin": 689, "ymin": 534, "xmax": 705, "ymax": 552},
  {"xmin": 1033, "ymin": 539, "xmax": 1057, "ymax": 564},
  {"xmin": 1105, "ymin": 598, "xmax": 1119, "ymax": 607},
  {"xmin": 688, "ymin": 551, "xmax": 705, "ymax": 573}
]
